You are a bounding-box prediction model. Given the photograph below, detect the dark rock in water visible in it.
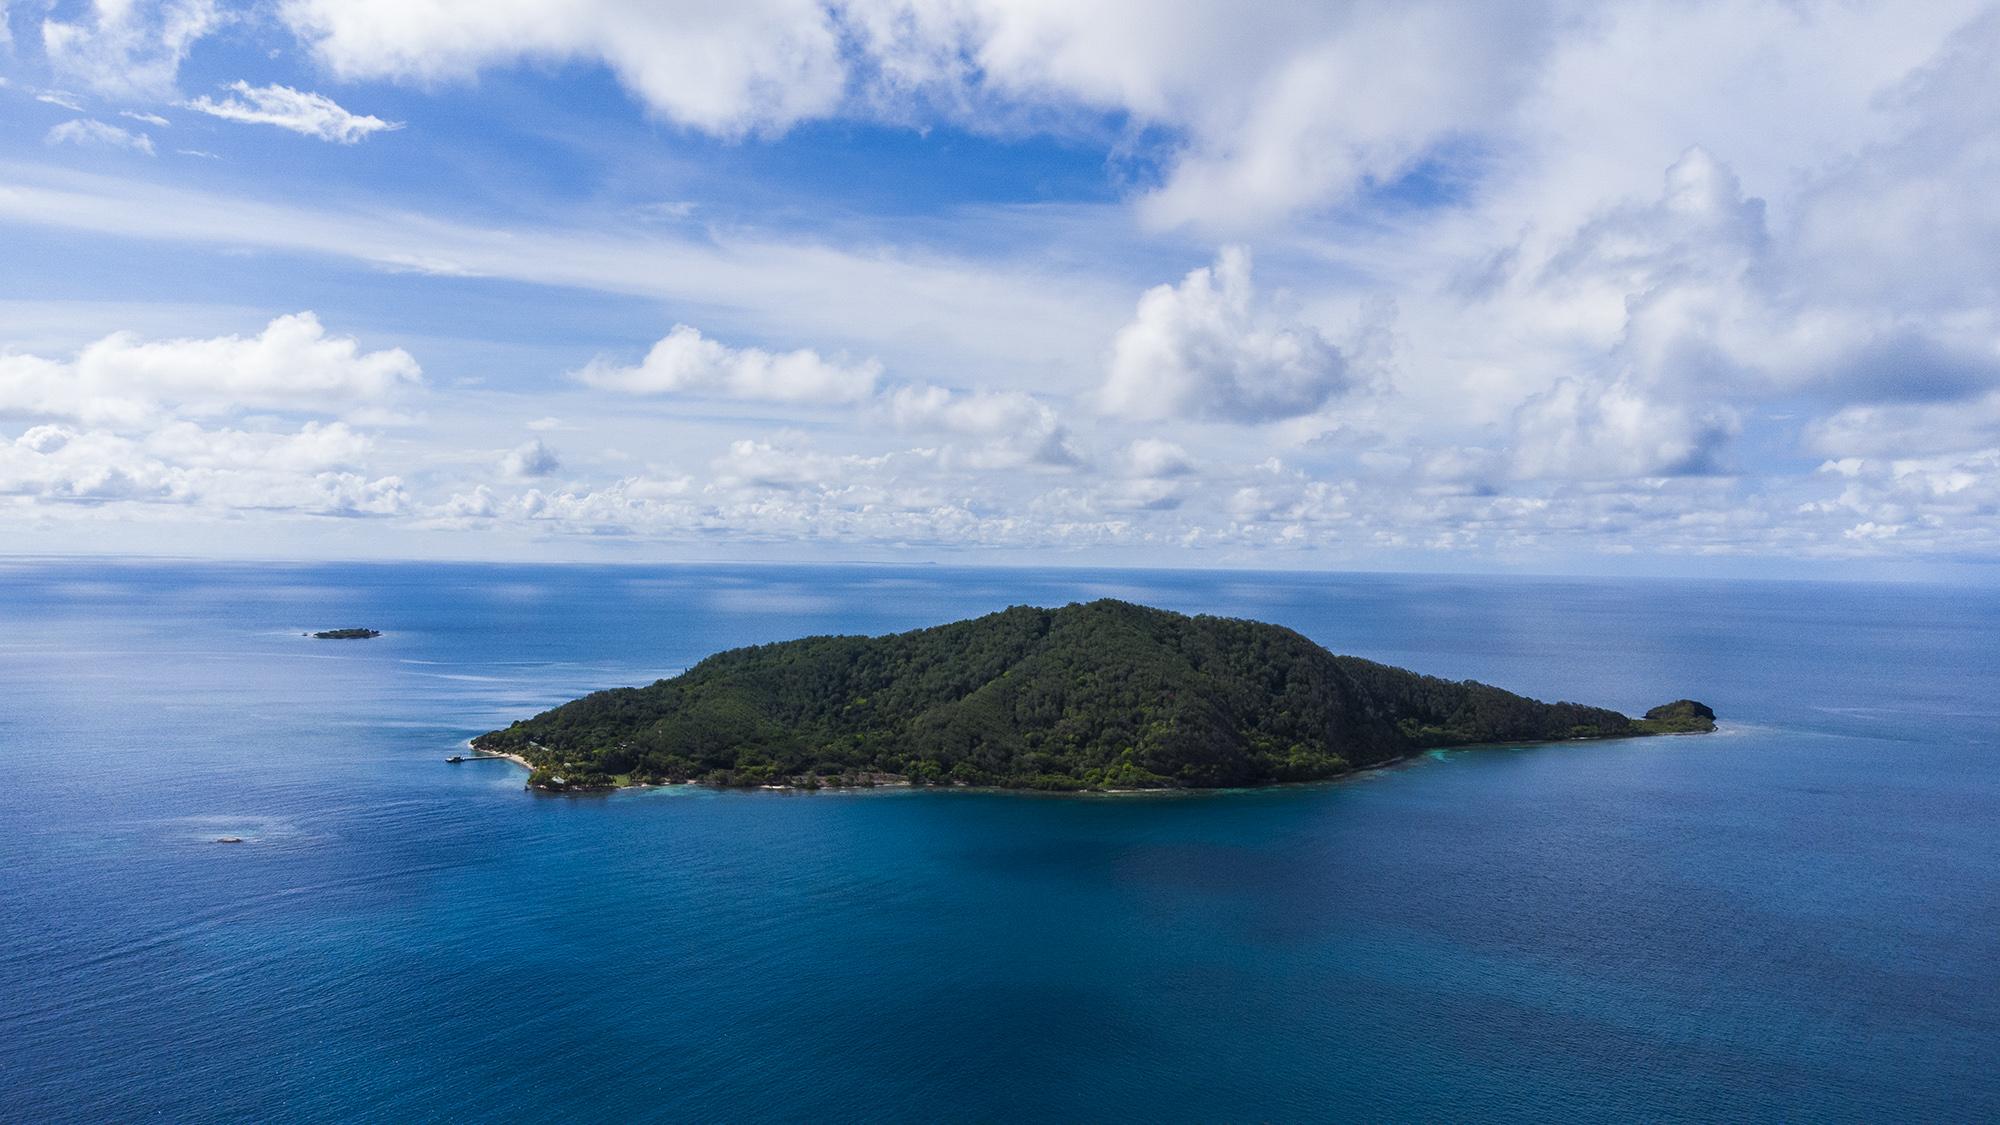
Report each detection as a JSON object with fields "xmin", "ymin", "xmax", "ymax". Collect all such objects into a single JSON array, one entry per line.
[
  {"xmin": 310, "ymin": 628, "xmax": 381, "ymax": 640},
  {"xmin": 1638, "ymin": 699, "xmax": 1718, "ymax": 733},
  {"xmin": 215, "ymin": 836, "xmax": 245, "ymax": 844}
]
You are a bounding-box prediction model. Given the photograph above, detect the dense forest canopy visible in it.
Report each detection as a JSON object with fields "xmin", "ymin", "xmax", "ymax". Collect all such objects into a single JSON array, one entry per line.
[{"xmin": 474, "ymin": 599, "xmax": 1713, "ymax": 791}]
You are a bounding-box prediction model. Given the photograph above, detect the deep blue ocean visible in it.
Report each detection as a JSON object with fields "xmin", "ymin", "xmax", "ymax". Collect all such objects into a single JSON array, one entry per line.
[{"xmin": 2, "ymin": 561, "xmax": 1996, "ymax": 1122}]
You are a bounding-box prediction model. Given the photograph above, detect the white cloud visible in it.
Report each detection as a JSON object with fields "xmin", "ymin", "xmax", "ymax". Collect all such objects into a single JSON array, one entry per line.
[
  {"xmin": 36, "ymin": 91, "xmax": 86, "ymax": 111},
  {"xmin": 0, "ymin": 312, "xmax": 415, "ymax": 525},
  {"xmin": 711, "ymin": 435, "xmax": 894, "ymax": 492},
  {"xmin": 439, "ymin": 485, "xmax": 499, "ymax": 521},
  {"xmin": 1474, "ymin": 138, "xmax": 2000, "ymax": 480},
  {"xmin": 1121, "ymin": 439, "xmax": 1193, "ymax": 479},
  {"xmin": 310, "ymin": 1, "xmax": 1551, "ymax": 230},
  {"xmin": 1795, "ymin": 449, "xmax": 2000, "ymax": 556},
  {"xmin": 1128, "ymin": 3, "xmax": 1550, "ymax": 231},
  {"xmin": 267, "ymin": 1, "xmax": 1562, "ymax": 230},
  {"xmin": 577, "ymin": 324, "xmax": 881, "ymax": 404},
  {"xmin": 1808, "ymin": 391, "xmax": 2000, "ymax": 460},
  {"xmin": 1103, "ymin": 247, "xmax": 1346, "ymax": 422},
  {"xmin": 281, "ymin": 0, "xmax": 845, "ymax": 138},
  {"xmin": 0, "ymin": 420, "xmax": 405, "ymax": 515},
  {"xmin": 1509, "ymin": 378, "xmax": 1737, "ymax": 481},
  {"xmin": 120, "ymin": 110, "xmax": 170, "ymax": 126},
  {"xmin": 27, "ymin": 0, "xmax": 2000, "ymax": 241},
  {"xmin": 41, "ymin": 0, "xmax": 220, "ymax": 100},
  {"xmin": 143, "ymin": 419, "xmax": 375, "ymax": 473},
  {"xmin": 10, "ymin": 2, "xmax": 2000, "ymax": 569},
  {"xmin": 0, "ymin": 312, "xmax": 420, "ymax": 426},
  {"xmin": 185, "ymin": 81, "xmax": 401, "ymax": 143},
  {"xmin": 45, "ymin": 118, "xmax": 155, "ymax": 155},
  {"xmin": 500, "ymin": 438, "xmax": 561, "ymax": 479},
  {"xmin": 886, "ymin": 384, "xmax": 1079, "ymax": 468}
]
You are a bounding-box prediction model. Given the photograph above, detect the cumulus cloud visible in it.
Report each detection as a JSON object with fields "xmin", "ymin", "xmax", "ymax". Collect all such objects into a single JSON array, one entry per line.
[
  {"xmin": 41, "ymin": 0, "xmax": 219, "ymax": 100},
  {"xmin": 710, "ymin": 435, "xmax": 901, "ymax": 493},
  {"xmin": 1121, "ymin": 439, "xmax": 1194, "ymax": 479},
  {"xmin": 0, "ymin": 312, "xmax": 420, "ymax": 426},
  {"xmin": 0, "ymin": 313, "xmax": 417, "ymax": 524},
  {"xmin": 45, "ymin": 118, "xmax": 155, "ymax": 155},
  {"xmin": 576, "ymin": 324, "xmax": 880, "ymax": 404},
  {"xmin": 185, "ymin": 82, "xmax": 401, "ymax": 143},
  {"xmin": 500, "ymin": 438, "xmax": 561, "ymax": 479},
  {"xmin": 439, "ymin": 485, "xmax": 499, "ymax": 521},
  {"xmin": 887, "ymin": 384, "xmax": 1079, "ymax": 468},
  {"xmin": 1509, "ymin": 378, "xmax": 1737, "ymax": 481},
  {"xmin": 1103, "ymin": 247, "xmax": 1346, "ymax": 423},
  {"xmin": 1807, "ymin": 391, "xmax": 2000, "ymax": 460},
  {"xmin": 1512, "ymin": 139, "xmax": 1999, "ymax": 476},
  {"xmin": 0, "ymin": 420, "xmax": 405, "ymax": 514},
  {"xmin": 1795, "ymin": 449, "xmax": 2000, "ymax": 553}
]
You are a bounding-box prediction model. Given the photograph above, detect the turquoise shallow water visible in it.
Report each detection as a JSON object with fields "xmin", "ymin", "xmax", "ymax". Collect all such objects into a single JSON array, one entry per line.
[{"xmin": 1, "ymin": 561, "xmax": 1997, "ymax": 1121}]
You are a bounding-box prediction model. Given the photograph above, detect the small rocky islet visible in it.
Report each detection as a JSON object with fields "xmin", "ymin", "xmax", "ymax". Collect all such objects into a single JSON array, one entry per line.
[{"xmin": 475, "ymin": 599, "xmax": 1715, "ymax": 793}]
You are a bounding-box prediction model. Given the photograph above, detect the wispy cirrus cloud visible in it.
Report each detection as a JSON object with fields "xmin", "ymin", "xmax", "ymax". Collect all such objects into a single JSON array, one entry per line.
[
  {"xmin": 185, "ymin": 82, "xmax": 401, "ymax": 143},
  {"xmin": 0, "ymin": 164, "xmax": 1124, "ymax": 393},
  {"xmin": 45, "ymin": 118, "xmax": 155, "ymax": 155}
]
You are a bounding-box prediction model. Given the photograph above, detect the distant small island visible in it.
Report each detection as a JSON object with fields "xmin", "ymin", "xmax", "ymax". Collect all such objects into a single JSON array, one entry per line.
[
  {"xmin": 474, "ymin": 599, "xmax": 1714, "ymax": 793},
  {"xmin": 309, "ymin": 628, "xmax": 381, "ymax": 640}
]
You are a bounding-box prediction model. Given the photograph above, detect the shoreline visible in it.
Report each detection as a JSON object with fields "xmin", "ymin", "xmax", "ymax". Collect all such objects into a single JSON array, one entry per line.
[
  {"xmin": 462, "ymin": 740, "xmax": 532, "ymax": 771},
  {"xmin": 467, "ymin": 723, "xmax": 1716, "ymax": 799}
]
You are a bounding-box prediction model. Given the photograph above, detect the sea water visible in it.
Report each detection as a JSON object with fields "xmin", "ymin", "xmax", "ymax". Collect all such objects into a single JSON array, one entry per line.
[{"xmin": 1, "ymin": 561, "xmax": 1995, "ymax": 1121}]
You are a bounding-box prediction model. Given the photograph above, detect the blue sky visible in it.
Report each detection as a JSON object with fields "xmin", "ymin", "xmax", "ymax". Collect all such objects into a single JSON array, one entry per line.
[{"xmin": 3, "ymin": 1, "xmax": 1999, "ymax": 578}]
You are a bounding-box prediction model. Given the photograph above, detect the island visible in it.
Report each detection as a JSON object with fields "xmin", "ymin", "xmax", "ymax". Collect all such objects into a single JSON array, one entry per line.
[
  {"xmin": 309, "ymin": 628, "xmax": 381, "ymax": 640},
  {"xmin": 474, "ymin": 599, "xmax": 1714, "ymax": 793}
]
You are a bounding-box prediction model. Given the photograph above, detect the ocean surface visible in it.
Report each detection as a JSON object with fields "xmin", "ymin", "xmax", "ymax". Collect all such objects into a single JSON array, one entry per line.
[{"xmin": 1, "ymin": 560, "xmax": 1996, "ymax": 1122}]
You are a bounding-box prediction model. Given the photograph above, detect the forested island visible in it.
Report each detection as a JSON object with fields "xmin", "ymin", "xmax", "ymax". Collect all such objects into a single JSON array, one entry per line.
[
  {"xmin": 310, "ymin": 628, "xmax": 381, "ymax": 639},
  {"xmin": 473, "ymin": 599, "xmax": 1714, "ymax": 792}
]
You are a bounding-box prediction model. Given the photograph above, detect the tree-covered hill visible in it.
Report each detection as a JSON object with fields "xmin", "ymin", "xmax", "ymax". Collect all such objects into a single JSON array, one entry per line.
[{"xmin": 473, "ymin": 599, "xmax": 1714, "ymax": 791}]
